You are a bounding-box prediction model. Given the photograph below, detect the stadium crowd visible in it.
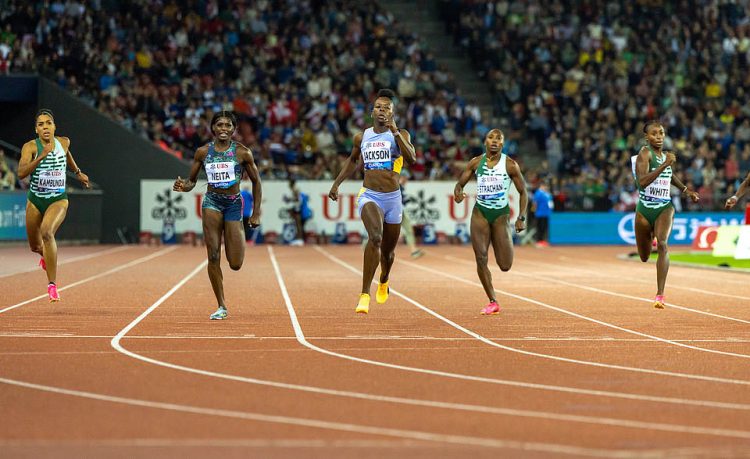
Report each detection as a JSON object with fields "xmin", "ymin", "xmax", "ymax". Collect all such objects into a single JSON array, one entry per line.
[{"xmin": 2, "ymin": 0, "xmax": 749, "ymax": 210}]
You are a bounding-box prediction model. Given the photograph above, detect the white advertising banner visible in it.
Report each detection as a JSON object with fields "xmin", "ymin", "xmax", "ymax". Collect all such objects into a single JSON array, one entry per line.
[{"xmin": 140, "ymin": 180, "xmax": 520, "ymax": 237}]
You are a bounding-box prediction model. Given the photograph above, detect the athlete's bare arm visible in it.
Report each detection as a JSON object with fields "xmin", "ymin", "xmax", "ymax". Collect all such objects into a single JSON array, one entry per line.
[
  {"xmin": 453, "ymin": 156, "xmax": 481, "ymax": 203},
  {"xmin": 507, "ymin": 157, "xmax": 528, "ymax": 232},
  {"xmin": 635, "ymin": 147, "xmax": 675, "ymax": 189},
  {"xmin": 670, "ymin": 172, "xmax": 698, "ymax": 203},
  {"xmin": 726, "ymin": 171, "xmax": 750, "ymax": 209},
  {"xmin": 173, "ymin": 146, "xmax": 207, "ymax": 192},
  {"xmin": 328, "ymin": 131, "xmax": 363, "ymax": 201},
  {"xmin": 17, "ymin": 140, "xmax": 53, "ymax": 179},
  {"xmin": 237, "ymin": 143, "xmax": 262, "ymax": 227}
]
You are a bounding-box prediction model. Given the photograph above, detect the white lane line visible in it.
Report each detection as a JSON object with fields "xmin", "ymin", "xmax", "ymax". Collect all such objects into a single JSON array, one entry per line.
[
  {"xmin": 511, "ymin": 256, "xmax": 750, "ymax": 322},
  {"xmin": 99, "ymin": 249, "xmax": 750, "ymax": 444},
  {"xmin": 2, "ymin": 376, "xmax": 655, "ymax": 458},
  {"xmin": 527, "ymin": 254, "xmax": 750, "ymax": 301},
  {"xmin": 317, "ymin": 247, "xmax": 750, "ymax": 386},
  {"xmin": 0, "ymin": 247, "xmax": 178, "ymax": 314},
  {"xmin": 4, "ymin": 334, "xmax": 750, "ymax": 343},
  {"xmin": 421, "ymin": 254, "xmax": 750, "ymax": 359},
  {"xmin": 0, "ymin": 246, "xmax": 132, "ymax": 279},
  {"xmin": 0, "ymin": 438, "xmax": 432, "ymax": 448}
]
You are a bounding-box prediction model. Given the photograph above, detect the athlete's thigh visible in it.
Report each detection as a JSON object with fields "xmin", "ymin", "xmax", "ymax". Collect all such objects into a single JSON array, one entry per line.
[
  {"xmin": 490, "ymin": 214, "xmax": 513, "ymax": 265},
  {"xmin": 361, "ymin": 202, "xmax": 384, "ymax": 239},
  {"xmin": 223, "ymin": 220, "xmax": 245, "ymax": 266},
  {"xmin": 381, "ymin": 223, "xmax": 401, "ymax": 254},
  {"xmin": 25, "ymin": 200, "xmax": 43, "ymax": 248},
  {"xmin": 470, "ymin": 207, "xmax": 491, "ymax": 256},
  {"xmin": 40, "ymin": 200, "xmax": 69, "ymax": 235},
  {"xmin": 202, "ymin": 209, "xmax": 225, "ymax": 255},
  {"xmin": 634, "ymin": 212, "xmax": 654, "ymax": 260},
  {"xmin": 653, "ymin": 206, "xmax": 675, "ymax": 242}
]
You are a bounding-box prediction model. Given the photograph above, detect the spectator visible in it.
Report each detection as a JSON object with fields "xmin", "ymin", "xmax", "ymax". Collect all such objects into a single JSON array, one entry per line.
[{"xmin": 532, "ymin": 181, "xmax": 554, "ymax": 247}]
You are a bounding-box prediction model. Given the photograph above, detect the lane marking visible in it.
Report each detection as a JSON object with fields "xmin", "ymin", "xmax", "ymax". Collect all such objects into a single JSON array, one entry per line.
[
  {"xmin": 0, "ymin": 247, "xmax": 179, "ymax": 314},
  {"xmin": 318, "ymin": 247, "xmax": 750, "ymax": 386},
  {"xmin": 0, "ymin": 246, "xmax": 132, "ymax": 279}
]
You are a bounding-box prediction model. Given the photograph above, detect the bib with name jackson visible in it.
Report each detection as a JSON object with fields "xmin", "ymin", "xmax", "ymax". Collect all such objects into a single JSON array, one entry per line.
[{"xmin": 362, "ymin": 139, "xmax": 393, "ymax": 171}]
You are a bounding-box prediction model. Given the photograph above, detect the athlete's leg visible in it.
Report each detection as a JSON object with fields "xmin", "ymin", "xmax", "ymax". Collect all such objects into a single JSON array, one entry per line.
[
  {"xmin": 223, "ymin": 220, "xmax": 245, "ymax": 271},
  {"xmin": 653, "ymin": 206, "xmax": 675, "ymax": 297},
  {"xmin": 38, "ymin": 200, "xmax": 69, "ymax": 284},
  {"xmin": 202, "ymin": 209, "xmax": 226, "ymax": 308},
  {"xmin": 490, "ymin": 214, "xmax": 513, "ymax": 272},
  {"xmin": 634, "ymin": 212, "xmax": 654, "ymax": 263},
  {"xmin": 361, "ymin": 202, "xmax": 384, "ymax": 295},
  {"xmin": 25, "ymin": 200, "xmax": 44, "ymax": 257},
  {"xmin": 470, "ymin": 208, "xmax": 494, "ymax": 302},
  {"xmin": 379, "ymin": 222, "xmax": 401, "ymax": 284}
]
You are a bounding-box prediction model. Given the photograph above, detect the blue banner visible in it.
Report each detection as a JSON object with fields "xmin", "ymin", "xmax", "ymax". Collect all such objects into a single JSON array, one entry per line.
[
  {"xmin": 0, "ymin": 192, "xmax": 27, "ymax": 240},
  {"xmin": 550, "ymin": 212, "xmax": 745, "ymax": 245}
]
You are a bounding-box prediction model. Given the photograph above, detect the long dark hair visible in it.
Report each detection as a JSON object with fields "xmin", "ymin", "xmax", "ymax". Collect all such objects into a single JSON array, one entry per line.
[{"xmin": 36, "ymin": 108, "xmax": 55, "ymax": 122}]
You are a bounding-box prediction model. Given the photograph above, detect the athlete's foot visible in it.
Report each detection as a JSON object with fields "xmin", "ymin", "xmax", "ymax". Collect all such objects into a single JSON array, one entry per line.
[
  {"xmin": 39, "ymin": 257, "xmax": 46, "ymax": 271},
  {"xmin": 653, "ymin": 295, "xmax": 665, "ymax": 309},
  {"xmin": 210, "ymin": 306, "xmax": 228, "ymax": 320},
  {"xmin": 376, "ymin": 281, "xmax": 390, "ymax": 304},
  {"xmin": 480, "ymin": 300, "xmax": 500, "ymax": 315},
  {"xmin": 356, "ymin": 294, "xmax": 370, "ymax": 314},
  {"xmin": 47, "ymin": 283, "xmax": 60, "ymax": 302},
  {"xmin": 411, "ymin": 249, "xmax": 424, "ymax": 259}
]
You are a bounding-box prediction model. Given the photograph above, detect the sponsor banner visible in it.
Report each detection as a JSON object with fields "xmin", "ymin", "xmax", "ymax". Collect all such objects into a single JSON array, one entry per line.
[
  {"xmin": 140, "ymin": 180, "xmax": 520, "ymax": 236},
  {"xmin": 712, "ymin": 225, "xmax": 742, "ymax": 257},
  {"xmin": 691, "ymin": 225, "xmax": 719, "ymax": 251},
  {"xmin": 733, "ymin": 225, "xmax": 750, "ymax": 259},
  {"xmin": 550, "ymin": 212, "xmax": 745, "ymax": 245},
  {"xmin": 0, "ymin": 192, "xmax": 27, "ymax": 240}
]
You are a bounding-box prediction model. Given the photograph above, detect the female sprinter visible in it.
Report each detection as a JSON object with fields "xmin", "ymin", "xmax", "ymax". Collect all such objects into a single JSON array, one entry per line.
[
  {"xmin": 18, "ymin": 109, "xmax": 90, "ymax": 302},
  {"xmin": 454, "ymin": 128, "xmax": 528, "ymax": 315},
  {"xmin": 173, "ymin": 111, "xmax": 262, "ymax": 320},
  {"xmin": 328, "ymin": 89, "xmax": 416, "ymax": 314},
  {"xmin": 632, "ymin": 121, "xmax": 699, "ymax": 308}
]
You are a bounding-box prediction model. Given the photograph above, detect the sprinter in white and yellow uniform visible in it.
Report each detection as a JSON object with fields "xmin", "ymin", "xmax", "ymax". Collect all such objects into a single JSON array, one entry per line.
[
  {"xmin": 454, "ymin": 129, "xmax": 528, "ymax": 315},
  {"xmin": 18, "ymin": 109, "xmax": 90, "ymax": 302},
  {"xmin": 632, "ymin": 121, "xmax": 699, "ymax": 309},
  {"xmin": 328, "ymin": 89, "xmax": 416, "ymax": 314}
]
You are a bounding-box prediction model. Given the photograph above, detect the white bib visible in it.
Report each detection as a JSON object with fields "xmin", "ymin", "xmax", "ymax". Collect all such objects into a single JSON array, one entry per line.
[
  {"xmin": 205, "ymin": 161, "xmax": 236, "ymax": 185},
  {"xmin": 362, "ymin": 140, "xmax": 393, "ymax": 170},
  {"xmin": 477, "ymin": 174, "xmax": 507, "ymax": 198},
  {"xmin": 37, "ymin": 169, "xmax": 66, "ymax": 193}
]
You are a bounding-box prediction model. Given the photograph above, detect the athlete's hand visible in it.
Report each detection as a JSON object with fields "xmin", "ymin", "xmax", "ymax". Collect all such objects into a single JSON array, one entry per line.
[
  {"xmin": 76, "ymin": 171, "xmax": 90, "ymax": 189},
  {"xmin": 173, "ymin": 176, "xmax": 194, "ymax": 192},
  {"xmin": 725, "ymin": 195, "xmax": 739, "ymax": 209},
  {"xmin": 453, "ymin": 186, "xmax": 466, "ymax": 203},
  {"xmin": 249, "ymin": 214, "xmax": 260, "ymax": 228},
  {"xmin": 686, "ymin": 190, "xmax": 699, "ymax": 203},
  {"xmin": 328, "ymin": 184, "xmax": 339, "ymax": 201},
  {"xmin": 664, "ymin": 152, "xmax": 676, "ymax": 166},
  {"xmin": 515, "ymin": 218, "xmax": 526, "ymax": 233},
  {"xmin": 39, "ymin": 141, "xmax": 55, "ymax": 159},
  {"xmin": 386, "ymin": 115, "xmax": 399, "ymax": 134}
]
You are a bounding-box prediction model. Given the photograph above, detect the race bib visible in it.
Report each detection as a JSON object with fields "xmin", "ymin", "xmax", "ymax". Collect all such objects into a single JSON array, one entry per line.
[
  {"xmin": 642, "ymin": 176, "xmax": 671, "ymax": 202},
  {"xmin": 205, "ymin": 161, "xmax": 236, "ymax": 185},
  {"xmin": 37, "ymin": 169, "xmax": 66, "ymax": 192},
  {"xmin": 362, "ymin": 140, "xmax": 392, "ymax": 170},
  {"xmin": 477, "ymin": 174, "xmax": 507, "ymax": 199}
]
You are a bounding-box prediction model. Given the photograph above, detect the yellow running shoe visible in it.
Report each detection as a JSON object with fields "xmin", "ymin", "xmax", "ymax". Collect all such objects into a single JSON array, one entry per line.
[
  {"xmin": 356, "ymin": 294, "xmax": 370, "ymax": 314},
  {"xmin": 376, "ymin": 281, "xmax": 389, "ymax": 304},
  {"xmin": 653, "ymin": 295, "xmax": 665, "ymax": 309}
]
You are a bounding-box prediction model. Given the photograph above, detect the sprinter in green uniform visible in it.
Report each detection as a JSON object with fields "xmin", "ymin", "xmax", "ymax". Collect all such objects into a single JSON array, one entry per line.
[
  {"xmin": 632, "ymin": 121, "xmax": 698, "ymax": 309},
  {"xmin": 18, "ymin": 109, "xmax": 90, "ymax": 302},
  {"xmin": 454, "ymin": 129, "xmax": 528, "ymax": 315}
]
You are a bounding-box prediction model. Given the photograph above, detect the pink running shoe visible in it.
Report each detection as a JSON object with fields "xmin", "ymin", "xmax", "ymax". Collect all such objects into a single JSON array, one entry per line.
[
  {"xmin": 39, "ymin": 257, "xmax": 46, "ymax": 271},
  {"xmin": 48, "ymin": 283, "xmax": 60, "ymax": 302},
  {"xmin": 481, "ymin": 301, "xmax": 500, "ymax": 315}
]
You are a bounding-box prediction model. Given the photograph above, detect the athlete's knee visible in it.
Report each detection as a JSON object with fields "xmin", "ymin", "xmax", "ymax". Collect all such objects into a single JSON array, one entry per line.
[
  {"xmin": 207, "ymin": 249, "xmax": 221, "ymax": 264},
  {"xmin": 40, "ymin": 229, "xmax": 55, "ymax": 243},
  {"xmin": 368, "ymin": 233, "xmax": 383, "ymax": 248},
  {"xmin": 498, "ymin": 260, "xmax": 512, "ymax": 272},
  {"xmin": 656, "ymin": 240, "xmax": 668, "ymax": 254},
  {"xmin": 474, "ymin": 252, "xmax": 489, "ymax": 266},
  {"xmin": 229, "ymin": 260, "xmax": 243, "ymax": 271},
  {"xmin": 639, "ymin": 252, "xmax": 650, "ymax": 263}
]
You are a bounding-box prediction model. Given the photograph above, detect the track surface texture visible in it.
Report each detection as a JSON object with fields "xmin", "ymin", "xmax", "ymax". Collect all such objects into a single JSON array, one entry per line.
[{"xmin": 1, "ymin": 244, "xmax": 750, "ymax": 458}]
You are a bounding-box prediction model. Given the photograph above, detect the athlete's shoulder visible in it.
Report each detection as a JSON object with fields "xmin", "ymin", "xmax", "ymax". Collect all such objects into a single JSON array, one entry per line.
[
  {"xmin": 468, "ymin": 155, "xmax": 483, "ymax": 169},
  {"xmin": 194, "ymin": 144, "xmax": 210, "ymax": 160},
  {"xmin": 56, "ymin": 136, "xmax": 71, "ymax": 149},
  {"xmin": 234, "ymin": 142, "xmax": 254, "ymax": 158}
]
